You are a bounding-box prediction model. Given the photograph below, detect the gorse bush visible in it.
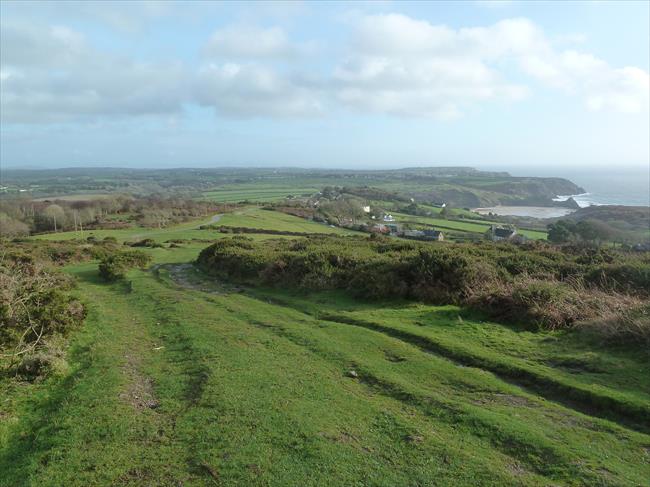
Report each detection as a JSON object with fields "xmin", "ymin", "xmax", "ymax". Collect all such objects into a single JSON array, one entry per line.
[
  {"xmin": 98, "ymin": 250, "xmax": 151, "ymax": 282},
  {"xmin": 576, "ymin": 302, "xmax": 650, "ymax": 346},
  {"xmin": 1, "ymin": 258, "xmax": 85, "ymax": 369},
  {"xmin": 585, "ymin": 263, "xmax": 650, "ymax": 294},
  {"xmin": 472, "ymin": 279, "xmax": 628, "ymax": 330},
  {"xmin": 1, "ymin": 239, "xmax": 122, "ymax": 266},
  {"xmin": 197, "ymin": 236, "xmax": 649, "ymax": 335},
  {"xmin": 128, "ymin": 238, "xmax": 163, "ymax": 248}
]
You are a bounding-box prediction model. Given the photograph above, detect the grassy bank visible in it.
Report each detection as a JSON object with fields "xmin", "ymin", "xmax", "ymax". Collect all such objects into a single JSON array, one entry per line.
[{"xmin": 2, "ymin": 255, "xmax": 649, "ymax": 485}]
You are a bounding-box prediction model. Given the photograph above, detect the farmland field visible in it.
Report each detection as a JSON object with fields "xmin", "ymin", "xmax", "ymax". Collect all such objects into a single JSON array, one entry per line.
[
  {"xmin": 216, "ymin": 207, "xmax": 357, "ymax": 234},
  {"xmin": 31, "ymin": 207, "xmax": 357, "ymax": 243},
  {"xmin": 391, "ymin": 212, "xmax": 548, "ymax": 240},
  {"xmin": 202, "ymin": 184, "xmax": 322, "ymax": 203}
]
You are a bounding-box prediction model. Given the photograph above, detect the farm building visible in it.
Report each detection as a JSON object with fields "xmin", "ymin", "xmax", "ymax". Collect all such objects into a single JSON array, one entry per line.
[
  {"xmin": 486, "ymin": 226, "xmax": 517, "ymax": 241},
  {"xmin": 423, "ymin": 229, "xmax": 444, "ymax": 241},
  {"xmin": 402, "ymin": 229, "xmax": 444, "ymax": 241},
  {"xmin": 404, "ymin": 230, "xmax": 425, "ymax": 238},
  {"xmin": 371, "ymin": 224, "xmax": 390, "ymax": 234}
]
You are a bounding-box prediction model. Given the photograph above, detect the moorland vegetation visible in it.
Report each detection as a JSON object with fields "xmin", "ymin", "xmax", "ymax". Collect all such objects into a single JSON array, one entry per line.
[{"xmin": 198, "ymin": 236, "xmax": 650, "ymax": 341}]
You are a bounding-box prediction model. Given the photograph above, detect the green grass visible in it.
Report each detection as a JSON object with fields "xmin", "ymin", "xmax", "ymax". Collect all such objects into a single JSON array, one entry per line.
[
  {"xmin": 255, "ymin": 289, "xmax": 650, "ymax": 424},
  {"xmin": 392, "ymin": 212, "xmax": 548, "ymax": 240},
  {"xmin": 216, "ymin": 207, "xmax": 357, "ymax": 235},
  {"xmin": 4, "ymin": 202, "xmax": 647, "ymax": 485},
  {"xmin": 2, "ymin": 243, "xmax": 648, "ymax": 485},
  {"xmin": 202, "ymin": 184, "xmax": 321, "ymax": 202},
  {"xmin": 32, "ymin": 193, "xmax": 114, "ymax": 201},
  {"xmin": 30, "ymin": 206, "xmax": 356, "ymax": 243}
]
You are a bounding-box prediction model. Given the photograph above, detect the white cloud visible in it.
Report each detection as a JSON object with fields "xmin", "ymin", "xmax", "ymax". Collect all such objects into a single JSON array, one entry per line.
[
  {"xmin": 195, "ymin": 24, "xmax": 323, "ymax": 117},
  {"xmin": 334, "ymin": 14, "xmax": 530, "ymax": 118},
  {"xmin": 584, "ymin": 66, "xmax": 650, "ymax": 113},
  {"xmin": 518, "ymin": 48, "xmax": 649, "ymax": 113},
  {"xmin": 195, "ymin": 63, "xmax": 322, "ymax": 117},
  {"xmin": 0, "ymin": 21, "xmax": 187, "ymax": 123},
  {"xmin": 334, "ymin": 13, "xmax": 649, "ymax": 117},
  {"xmin": 0, "ymin": 1, "xmax": 172, "ymax": 33},
  {"xmin": 1, "ymin": 13, "xmax": 647, "ymax": 124},
  {"xmin": 0, "ymin": 21, "xmax": 87, "ymax": 67},
  {"xmin": 204, "ymin": 25, "xmax": 297, "ymax": 59}
]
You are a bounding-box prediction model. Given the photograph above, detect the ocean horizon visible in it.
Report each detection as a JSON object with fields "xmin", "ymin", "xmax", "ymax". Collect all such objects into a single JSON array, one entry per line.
[{"xmin": 505, "ymin": 166, "xmax": 650, "ymax": 208}]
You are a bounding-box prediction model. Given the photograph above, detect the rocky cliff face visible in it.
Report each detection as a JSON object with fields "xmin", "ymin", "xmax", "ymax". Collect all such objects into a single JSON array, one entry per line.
[{"xmin": 409, "ymin": 176, "xmax": 585, "ymax": 208}]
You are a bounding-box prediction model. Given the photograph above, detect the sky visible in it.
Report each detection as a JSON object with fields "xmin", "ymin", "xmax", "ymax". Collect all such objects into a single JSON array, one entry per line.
[{"xmin": 0, "ymin": 0, "xmax": 649, "ymax": 172}]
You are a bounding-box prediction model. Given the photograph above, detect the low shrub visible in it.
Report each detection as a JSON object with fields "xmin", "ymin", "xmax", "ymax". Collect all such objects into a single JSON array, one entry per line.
[
  {"xmin": 585, "ymin": 263, "xmax": 650, "ymax": 295},
  {"xmin": 1, "ymin": 259, "xmax": 85, "ymax": 363},
  {"xmin": 196, "ymin": 236, "xmax": 649, "ymax": 334},
  {"xmin": 98, "ymin": 250, "xmax": 151, "ymax": 282},
  {"xmin": 12, "ymin": 336, "xmax": 70, "ymax": 381},
  {"xmin": 473, "ymin": 280, "xmax": 602, "ymax": 330},
  {"xmin": 129, "ymin": 238, "xmax": 162, "ymax": 248},
  {"xmin": 578, "ymin": 303, "xmax": 650, "ymax": 345}
]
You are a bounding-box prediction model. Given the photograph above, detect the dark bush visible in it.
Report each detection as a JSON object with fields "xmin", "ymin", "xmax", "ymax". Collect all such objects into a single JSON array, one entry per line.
[
  {"xmin": 585, "ymin": 263, "xmax": 650, "ymax": 294},
  {"xmin": 1, "ymin": 260, "xmax": 85, "ymax": 358},
  {"xmin": 98, "ymin": 250, "xmax": 151, "ymax": 282},
  {"xmin": 196, "ymin": 236, "xmax": 649, "ymax": 332},
  {"xmin": 129, "ymin": 238, "xmax": 162, "ymax": 248}
]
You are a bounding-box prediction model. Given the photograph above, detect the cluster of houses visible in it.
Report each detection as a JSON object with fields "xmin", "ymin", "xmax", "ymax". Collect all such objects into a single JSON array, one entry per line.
[
  {"xmin": 370, "ymin": 222, "xmax": 445, "ymax": 241},
  {"xmin": 367, "ymin": 210, "xmax": 395, "ymax": 222},
  {"xmin": 363, "ymin": 221, "xmax": 526, "ymax": 244},
  {"xmin": 315, "ymin": 200, "xmax": 525, "ymax": 244},
  {"xmin": 485, "ymin": 225, "xmax": 526, "ymax": 243}
]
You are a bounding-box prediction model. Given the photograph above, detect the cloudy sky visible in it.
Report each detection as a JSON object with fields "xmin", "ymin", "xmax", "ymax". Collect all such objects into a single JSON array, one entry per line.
[{"xmin": 1, "ymin": 0, "xmax": 648, "ymax": 170}]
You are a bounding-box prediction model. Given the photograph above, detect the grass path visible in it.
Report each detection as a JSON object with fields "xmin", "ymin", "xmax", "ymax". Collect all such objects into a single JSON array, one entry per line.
[{"xmin": 2, "ymin": 259, "xmax": 648, "ymax": 486}]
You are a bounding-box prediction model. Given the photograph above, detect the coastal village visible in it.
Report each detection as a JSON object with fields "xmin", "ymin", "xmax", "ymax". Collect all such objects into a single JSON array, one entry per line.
[{"xmin": 303, "ymin": 194, "xmax": 523, "ymax": 243}]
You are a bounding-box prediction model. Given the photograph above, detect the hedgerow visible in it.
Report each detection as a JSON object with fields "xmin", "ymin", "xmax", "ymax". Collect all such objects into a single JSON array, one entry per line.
[{"xmin": 197, "ymin": 236, "xmax": 649, "ymax": 338}]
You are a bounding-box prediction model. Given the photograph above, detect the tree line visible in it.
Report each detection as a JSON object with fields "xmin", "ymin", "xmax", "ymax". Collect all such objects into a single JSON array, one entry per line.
[{"xmin": 0, "ymin": 195, "xmax": 228, "ymax": 237}]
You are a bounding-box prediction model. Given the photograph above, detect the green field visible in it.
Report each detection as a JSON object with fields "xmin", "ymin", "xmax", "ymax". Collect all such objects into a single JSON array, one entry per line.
[
  {"xmin": 391, "ymin": 212, "xmax": 548, "ymax": 240},
  {"xmin": 32, "ymin": 193, "xmax": 114, "ymax": 202},
  {"xmin": 2, "ymin": 210, "xmax": 648, "ymax": 486},
  {"xmin": 2, "ymin": 237, "xmax": 648, "ymax": 486},
  {"xmin": 31, "ymin": 207, "xmax": 357, "ymax": 243},
  {"xmin": 216, "ymin": 207, "xmax": 356, "ymax": 234},
  {"xmin": 202, "ymin": 184, "xmax": 321, "ymax": 203}
]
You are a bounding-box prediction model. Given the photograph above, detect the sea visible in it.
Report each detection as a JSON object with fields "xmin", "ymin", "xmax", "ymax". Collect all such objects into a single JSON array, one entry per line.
[
  {"xmin": 501, "ymin": 166, "xmax": 650, "ymax": 208},
  {"xmin": 473, "ymin": 166, "xmax": 649, "ymax": 218}
]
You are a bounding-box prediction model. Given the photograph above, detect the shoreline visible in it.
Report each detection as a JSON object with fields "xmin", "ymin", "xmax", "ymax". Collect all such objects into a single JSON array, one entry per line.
[{"xmin": 473, "ymin": 206, "xmax": 577, "ymax": 218}]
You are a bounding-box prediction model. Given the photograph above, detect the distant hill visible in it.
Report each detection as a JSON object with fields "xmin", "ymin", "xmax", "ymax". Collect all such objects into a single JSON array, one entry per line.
[
  {"xmin": 558, "ymin": 205, "xmax": 650, "ymax": 243},
  {"xmin": 1, "ymin": 166, "xmax": 585, "ymax": 208}
]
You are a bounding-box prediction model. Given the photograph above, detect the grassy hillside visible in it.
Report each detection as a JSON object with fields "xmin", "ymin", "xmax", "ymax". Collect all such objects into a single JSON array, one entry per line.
[
  {"xmin": 2, "ymin": 251, "xmax": 649, "ymax": 486},
  {"xmin": 2, "ymin": 206, "xmax": 648, "ymax": 486},
  {"xmin": 202, "ymin": 184, "xmax": 321, "ymax": 202},
  {"xmin": 216, "ymin": 207, "xmax": 356, "ymax": 234},
  {"xmin": 561, "ymin": 205, "xmax": 650, "ymax": 243},
  {"xmin": 391, "ymin": 211, "xmax": 548, "ymax": 240},
  {"xmin": 31, "ymin": 207, "xmax": 356, "ymax": 243},
  {"xmin": 2, "ymin": 167, "xmax": 584, "ymax": 208}
]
